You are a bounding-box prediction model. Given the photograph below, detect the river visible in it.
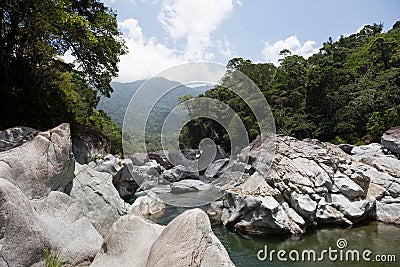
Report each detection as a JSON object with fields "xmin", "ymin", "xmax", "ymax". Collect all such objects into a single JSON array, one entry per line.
[{"xmin": 147, "ymin": 205, "xmax": 400, "ymax": 267}]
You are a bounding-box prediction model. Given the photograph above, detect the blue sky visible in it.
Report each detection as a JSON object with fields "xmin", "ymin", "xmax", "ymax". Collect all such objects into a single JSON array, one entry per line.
[{"xmin": 101, "ymin": 0, "xmax": 400, "ymax": 82}]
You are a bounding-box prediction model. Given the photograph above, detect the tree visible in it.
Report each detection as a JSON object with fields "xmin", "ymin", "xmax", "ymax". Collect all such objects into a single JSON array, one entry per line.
[
  {"xmin": 0, "ymin": 0, "xmax": 126, "ymax": 129},
  {"xmin": 177, "ymin": 94, "xmax": 194, "ymax": 115}
]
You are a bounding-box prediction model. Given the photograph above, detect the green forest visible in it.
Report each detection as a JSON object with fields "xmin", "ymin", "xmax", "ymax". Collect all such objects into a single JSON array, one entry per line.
[
  {"xmin": 1, "ymin": 0, "xmax": 399, "ymax": 155},
  {"xmin": 0, "ymin": 0, "xmax": 124, "ymax": 154},
  {"xmin": 180, "ymin": 22, "xmax": 400, "ymax": 151}
]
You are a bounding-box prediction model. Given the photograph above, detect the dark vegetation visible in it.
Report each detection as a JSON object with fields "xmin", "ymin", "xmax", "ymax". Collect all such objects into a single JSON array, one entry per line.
[
  {"xmin": 180, "ymin": 22, "xmax": 400, "ymax": 151},
  {"xmin": 0, "ymin": 0, "xmax": 125, "ymax": 154}
]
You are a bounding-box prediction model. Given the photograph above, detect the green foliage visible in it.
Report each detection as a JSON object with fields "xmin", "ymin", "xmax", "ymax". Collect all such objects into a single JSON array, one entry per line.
[
  {"xmin": 180, "ymin": 21, "xmax": 400, "ymax": 150},
  {"xmin": 0, "ymin": 0, "xmax": 126, "ymax": 153},
  {"xmin": 43, "ymin": 248, "xmax": 63, "ymax": 267}
]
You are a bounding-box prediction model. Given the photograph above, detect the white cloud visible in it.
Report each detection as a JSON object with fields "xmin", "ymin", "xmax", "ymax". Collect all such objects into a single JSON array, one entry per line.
[
  {"xmin": 262, "ymin": 36, "xmax": 319, "ymax": 65},
  {"xmin": 115, "ymin": 0, "xmax": 235, "ymax": 82},
  {"xmin": 116, "ymin": 18, "xmax": 184, "ymax": 82},
  {"xmin": 216, "ymin": 38, "xmax": 234, "ymax": 58},
  {"xmin": 158, "ymin": 0, "xmax": 234, "ymax": 61}
]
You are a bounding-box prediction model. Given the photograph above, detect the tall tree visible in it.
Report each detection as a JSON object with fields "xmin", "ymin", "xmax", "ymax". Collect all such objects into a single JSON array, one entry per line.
[{"xmin": 0, "ymin": 0, "xmax": 126, "ymax": 129}]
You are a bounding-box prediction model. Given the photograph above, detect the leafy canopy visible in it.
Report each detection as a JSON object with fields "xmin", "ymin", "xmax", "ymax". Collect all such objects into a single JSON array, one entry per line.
[
  {"xmin": 0, "ymin": 0, "xmax": 126, "ymax": 154},
  {"xmin": 180, "ymin": 21, "xmax": 400, "ymax": 151}
]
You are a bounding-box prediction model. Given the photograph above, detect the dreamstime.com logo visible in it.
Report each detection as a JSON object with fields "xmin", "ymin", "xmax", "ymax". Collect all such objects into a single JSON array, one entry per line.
[
  {"xmin": 257, "ymin": 238, "xmax": 397, "ymax": 263},
  {"xmin": 122, "ymin": 62, "xmax": 276, "ymax": 207}
]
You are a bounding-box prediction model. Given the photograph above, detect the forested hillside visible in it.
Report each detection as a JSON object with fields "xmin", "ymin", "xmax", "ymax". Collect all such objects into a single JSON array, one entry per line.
[
  {"xmin": 98, "ymin": 78, "xmax": 210, "ymax": 127},
  {"xmin": 0, "ymin": 0, "xmax": 125, "ymax": 154},
  {"xmin": 180, "ymin": 22, "xmax": 400, "ymax": 151}
]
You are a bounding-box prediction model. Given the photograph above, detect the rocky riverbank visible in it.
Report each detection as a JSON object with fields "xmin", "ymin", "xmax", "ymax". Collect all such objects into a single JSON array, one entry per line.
[
  {"xmin": 1, "ymin": 123, "xmax": 399, "ymax": 266},
  {"xmin": 0, "ymin": 124, "xmax": 233, "ymax": 267},
  {"xmin": 220, "ymin": 128, "xmax": 400, "ymax": 235}
]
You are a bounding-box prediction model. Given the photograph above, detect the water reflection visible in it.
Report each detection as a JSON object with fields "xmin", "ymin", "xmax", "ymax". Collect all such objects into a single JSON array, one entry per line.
[{"xmin": 148, "ymin": 205, "xmax": 400, "ymax": 267}]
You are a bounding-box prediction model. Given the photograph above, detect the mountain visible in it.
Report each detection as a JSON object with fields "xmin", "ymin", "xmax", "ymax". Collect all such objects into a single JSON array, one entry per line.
[{"xmin": 97, "ymin": 77, "xmax": 211, "ymax": 128}]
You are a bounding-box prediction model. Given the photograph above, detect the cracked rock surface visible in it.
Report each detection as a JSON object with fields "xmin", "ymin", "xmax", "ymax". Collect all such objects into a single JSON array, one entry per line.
[
  {"xmin": 221, "ymin": 135, "xmax": 400, "ymax": 235},
  {"xmin": 70, "ymin": 163, "xmax": 129, "ymax": 237},
  {"xmin": 0, "ymin": 123, "xmax": 74, "ymax": 199}
]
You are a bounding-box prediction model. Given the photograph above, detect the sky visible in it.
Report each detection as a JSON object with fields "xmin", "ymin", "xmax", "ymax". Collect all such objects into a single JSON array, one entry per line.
[{"xmin": 100, "ymin": 0, "xmax": 400, "ymax": 82}]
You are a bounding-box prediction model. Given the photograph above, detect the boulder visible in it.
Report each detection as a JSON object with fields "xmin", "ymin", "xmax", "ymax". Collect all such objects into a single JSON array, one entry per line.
[
  {"xmin": 374, "ymin": 197, "xmax": 400, "ymax": 225},
  {"xmin": 168, "ymin": 149, "xmax": 200, "ymax": 164},
  {"xmin": 328, "ymin": 193, "xmax": 371, "ymax": 221},
  {"xmin": 220, "ymin": 134, "xmax": 400, "ymax": 235},
  {"xmin": 332, "ymin": 171, "xmax": 365, "ymax": 199},
  {"xmin": 146, "ymin": 209, "xmax": 235, "ymax": 267},
  {"xmin": 221, "ymin": 173, "xmax": 305, "ymax": 235},
  {"xmin": 129, "ymin": 153, "xmax": 149, "ymax": 166},
  {"xmin": 287, "ymin": 191, "xmax": 318, "ymax": 221},
  {"xmin": 170, "ymin": 179, "xmax": 211, "ymax": 193},
  {"xmin": 72, "ymin": 130, "xmax": 110, "ymax": 164},
  {"xmin": 70, "ymin": 163, "xmax": 128, "ymax": 236},
  {"xmin": 125, "ymin": 160, "xmax": 163, "ymax": 193},
  {"xmin": 0, "ymin": 178, "xmax": 102, "ymax": 267},
  {"xmin": 205, "ymin": 159, "xmax": 229, "ymax": 178},
  {"xmin": 315, "ymin": 198, "xmax": 352, "ymax": 226},
  {"xmin": 149, "ymin": 150, "xmax": 173, "ymax": 169},
  {"xmin": 366, "ymin": 183, "xmax": 387, "ymax": 200},
  {"xmin": 0, "ymin": 126, "xmax": 38, "ymax": 152},
  {"xmin": 207, "ymin": 201, "xmax": 224, "ymax": 223},
  {"xmin": 161, "ymin": 164, "xmax": 199, "ymax": 183},
  {"xmin": 381, "ymin": 126, "xmax": 400, "ymax": 157},
  {"xmin": 129, "ymin": 194, "xmax": 165, "ymax": 216},
  {"xmin": 338, "ymin": 144, "xmax": 353, "ymax": 154},
  {"xmin": 32, "ymin": 191, "xmax": 104, "ymax": 265},
  {"xmin": 0, "ymin": 123, "xmax": 74, "ymax": 199},
  {"xmin": 92, "ymin": 154, "xmax": 147, "ymax": 200},
  {"xmin": 90, "ymin": 214, "xmax": 165, "ymax": 267},
  {"xmin": 351, "ymin": 143, "xmax": 387, "ymax": 160},
  {"xmin": 212, "ymin": 171, "xmax": 249, "ymax": 191}
]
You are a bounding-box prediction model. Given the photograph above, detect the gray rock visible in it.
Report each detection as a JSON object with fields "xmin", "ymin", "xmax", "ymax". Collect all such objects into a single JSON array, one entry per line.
[
  {"xmin": 315, "ymin": 199, "xmax": 352, "ymax": 226},
  {"xmin": 212, "ymin": 171, "xmax": 249, "ymax": 191},
  {"xmin": 381, "ymin": 126, "xmax": 400, "ymax": 157},
  {"xmin": 205, "ymin": 159, "xmax": 229, "ymax": 178},
  {"xmin": 338, "ymin": 144, "xmax": 353, "ymax": 154},
  {"xmin": 220, "ymin": 133, "xmax": 400, "ymax": 234},
  {"xmin": 168, "ymin": 149, "xmax": 200, "ymax": 163},
  {"xmin": 129, "ymin": 153, "xmax": 149, "ymax": 166},
  {"xmin": 0, "ymin": 126, "xmax": 38, "ymax": 152},
  {"xmin": 366, "ymin": 183, "xmax": 387, "ymax": 200},
  {"xmin": 33, "ymin": 191, "xmax": 104, "ymax": 265},
  {"xmin": 129, "ymin": 194, "xmax": 165, "ymax": 216},
  {"xmin": 90, "ymin": 214, "xmax": 165, "ymax": 267},
  {"xmin": 70, "ymin": 163, "xmax": 128, "ymax": 236},
  {"xmin": 287, "ymin": 192, "xmax": 317, "ymax": 221},
  {"xmin": 128, "ymin": 161, "xmax": 163, "ymax": 192},
  {"xmin": 72, "ymin": 130, "xmax": 110, "ymax": 164},
  {"xmin": 146, "ymin": 208, "xmax": 235, "ymax": 267},
  {"xmin": 374, "ymin": 197, "xmax": 400, "ymax": 225},
  {"xmin": 93, "ymin": 155, "xmax": 143, "ymax": 200},
  {"xmin": 221, "ymin": 177, "xmax": 305, "ymax": 235},
  {"xmin": 328, "ymin": 193, "xmax": 371, "ymax": 220},
  {"xmin": 207, "ymin": 201, "xmax": 224, "ymax": 223},
  {"xmin": 149, "ymin": 150, "xmax": 173, "ymax": 169},
  {"xmin": 170, "ymin": 179, "xmax": 211, "ymax": 193},
  {"xmin": 0, "ymin": 123, "xmax": 74, "ymax": 199},
  {"xmin": 161, "ymin": 164, "xmax": 199, "ymax": 183},
  {"xmin": 198, "ymin": 144, "xmax": 226, "ymax": 162},
  {"xmin": 351, "ymin": 143, "xmax": 386, "ymax": 160},
  {"xmin": 0, "ymin": 178, "xmax": 102, "ymax": 267},
  {"xmin": 332, "ymin": 171, "xmax": 365, "ymax": 199},
  {"xmin": 225, "ymin": 160, "xmax": 254, "ymax": 174}
]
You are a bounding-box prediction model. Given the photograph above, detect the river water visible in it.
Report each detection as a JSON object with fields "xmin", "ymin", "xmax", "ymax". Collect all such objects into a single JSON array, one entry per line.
[{"xmin": 148, "ymin": 205, "xmax": 400, "ymax": 267}]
